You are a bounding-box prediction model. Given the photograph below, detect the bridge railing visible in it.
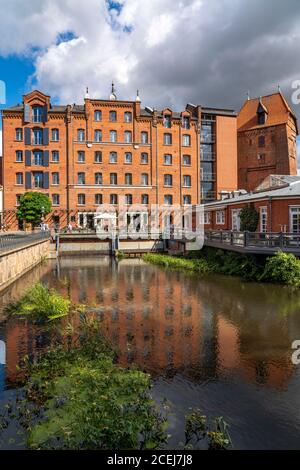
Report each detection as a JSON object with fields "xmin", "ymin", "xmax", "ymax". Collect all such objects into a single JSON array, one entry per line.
[
  {"xmin": 0, "ymin": 231, "xmax": 51, "ymax": 253},
  {"xmin": 205, "ymin": 230, "xmax": 300, "ymax": 249}
]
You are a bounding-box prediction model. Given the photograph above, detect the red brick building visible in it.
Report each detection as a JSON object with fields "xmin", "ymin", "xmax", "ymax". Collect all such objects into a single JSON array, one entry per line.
[
  {"xmin": 204, "ymin": 175, "xmax": 300, "ymax": 233},
  {"xmin": 1, "ymin": 87, "xmax": 237, "ymax": 230},
  {"xmin": 238, "ymin": 92, "xmax": 298, "ymax": 192}
]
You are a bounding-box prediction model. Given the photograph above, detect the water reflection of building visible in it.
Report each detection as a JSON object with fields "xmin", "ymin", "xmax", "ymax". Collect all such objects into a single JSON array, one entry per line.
[{"xmin": 1, "ymin": 257, "xmax": 298, "ymax": 389}]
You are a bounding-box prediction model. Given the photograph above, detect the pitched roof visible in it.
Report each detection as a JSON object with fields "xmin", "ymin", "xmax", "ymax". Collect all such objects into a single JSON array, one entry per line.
[
  {"xmin": 237, "ymin": 92, "xmax": 298, "ymax": 133},
  {"xmin": 204, "ymin": 175, "xmax": 300, "ymax": 208}
]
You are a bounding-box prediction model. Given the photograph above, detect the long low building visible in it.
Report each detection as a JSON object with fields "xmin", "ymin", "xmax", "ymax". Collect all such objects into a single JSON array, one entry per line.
[{"xmin": 204, "ymin": 175, "xmax": 300, "ymax": 234}]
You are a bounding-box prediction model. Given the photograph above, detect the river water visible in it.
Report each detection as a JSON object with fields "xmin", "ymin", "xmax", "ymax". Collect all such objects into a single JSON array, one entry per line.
[{"xmin": 1, "ymin": 256, "xmax": 300, "ymax": 449}]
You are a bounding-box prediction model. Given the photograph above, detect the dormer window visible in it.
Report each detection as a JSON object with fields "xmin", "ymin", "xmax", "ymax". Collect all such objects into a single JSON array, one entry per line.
[
  {"xmin": 32, "ymin": 106, "xmax": 43, "ymax": 123},
  {"xmin": 163, "ymin": 115, "xmax": 171, "ymax": 128},
  {"xmin": 256, "ymin": 99, "xmax": 268, "ymax": 125},
  {"xmin": 182, "ymin": 116, "xmax": 190, "ymax": 129}
]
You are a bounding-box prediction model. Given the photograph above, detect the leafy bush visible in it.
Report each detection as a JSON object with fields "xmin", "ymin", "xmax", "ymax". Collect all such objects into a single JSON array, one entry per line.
[
  {"xmin": 17, "ymin": 192, "xmax": 52, "ymax": 227},
  {"xmin": 6, "ymin": 283, "xmax": 70, "ymax": 322},
  {"xmin": 1, "ymin": 316, "xmax": 167, "ymax": 450},
  {"xmin": 260, "ymin": 251, "xmax": 300, "ymax": 286},
  {"xmin": 184, "ymin": 408, "xmax": 231, "ymax": 450},
  {"xmin": 240, "ymin": 206, "xmax": 259, "ymax": 232}
]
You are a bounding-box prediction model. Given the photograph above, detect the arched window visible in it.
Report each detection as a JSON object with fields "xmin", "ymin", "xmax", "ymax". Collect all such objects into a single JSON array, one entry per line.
[
  {"xmin": 77, "ymin": 129, "xmax": 85, "ymax": 142},
  {"xmin": 94, "ymin": 110, "xmax": 102, "ymax": 121},
  {"xmin": 124, "ymin": 112, "xmax": 132, "ymax": 122},
  {"xmin": 110, "ymin": 130, "xmax": 117, "ymax": 142},
  {"xmin": 124, "ymin": 131, "xmax": 132, "ymax": 143},
  {"xmin": 94, "ymin": 129, "xmax": 102, "ymax": 142}
]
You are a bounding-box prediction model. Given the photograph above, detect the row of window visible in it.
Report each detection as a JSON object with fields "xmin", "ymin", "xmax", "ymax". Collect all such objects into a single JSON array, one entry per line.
[
  {"xmin": 74, "ymin": 172, "xmax": 191, "ymax": 187},
  {"xmin": 15, "ymin": 127, "xmax": 191, "ymax": 146},
  {"xmin": 204, "ymin": 210, "xmax": 225, "ymax": 225},
  {"xmin": 14, "ymin": 150, "xmax": 192, "ymax": 166},
  {"xmin": 16, "ymin": 193, "xmax": 192, "ymax": 206}
]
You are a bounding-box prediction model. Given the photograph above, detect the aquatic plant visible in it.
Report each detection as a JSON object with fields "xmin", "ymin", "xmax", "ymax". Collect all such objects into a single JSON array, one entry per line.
[
  {"xmin": 5, "ymin": 282, "xmax": 71, "ymax": 322},
  {"xmin": 0, "ymin": 316, "xmax": 168, "ymax": 450},
  {"xmin": 184, "ymin": 408, "xmax": 231, "ymax": 450}
]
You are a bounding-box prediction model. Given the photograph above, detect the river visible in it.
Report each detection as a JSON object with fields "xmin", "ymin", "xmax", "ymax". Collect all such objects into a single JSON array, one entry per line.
[{"xmin": 1, "ymin": 256, "xmax": 300, "ymax": 449}]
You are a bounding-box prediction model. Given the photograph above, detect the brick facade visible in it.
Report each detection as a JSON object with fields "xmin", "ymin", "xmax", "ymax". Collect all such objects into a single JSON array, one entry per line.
[
  {"xmin": 2, "ymin": 89, "xmax": 237, "ymax": 229},
  {"xmin": 237, "ymin": 93, "xmax": 298, "ymax": 192}
]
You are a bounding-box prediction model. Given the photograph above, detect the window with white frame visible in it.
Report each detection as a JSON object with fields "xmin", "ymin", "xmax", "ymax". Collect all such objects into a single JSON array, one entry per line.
[
  {"xmin": 51, "ymin": 128, "xmax": 59, "ymax": 141},
  {"xmin": 94, "ymin": 129, "xmax": 102, "ymax": 142},
  {"xmin": 52, "ymin": 194, "xmax": 60, "ymax": 206},
  {"xmin": 216, "ymin": 210, "xmax": 225, "ymax": 225},
  {"xmin": 204, "ymin": 212, "xmax": 211, "ymax": 224},
  {"xmin": 260, "ymin": 207, "xmax": 268, "ymax": 232},
  {"xmin": 183, "ymin": 175, "xmax": 191, "ymax": 187},
  {"xmin": 141, "ymin": 152, "xmax": 148, "ymax": 164},
  {"xmin": 141, "ymin": 131, "xmax": 148, "ymax": 144},
  {"xmin": 164, "ymin": 174, "xmax": 172, "ymax": 186},
  {"xmin": 110, "ymin": 130, "xmax": 117, "ymax": 143},
  {"xmin": 77, "ymin": 129, "xmax": 85, "ymax": 142},
  {"xmin": 77, "ymin": 151, "xmax": 85, "ymax": 162},
  {"xmin": 94, "ymin": 151, "xmax": 102, "ymax": 163},
  {"xmin": 124, "ymin": 152, "xmax": 132, "ymax": 164},
  {"xmin": 164, "ymin": 133, "xmax": 172, "ymax": 145},
  {"xmin": 182, "ymin": 134, "xmax": 191, "ymax": 147},
  {"xmin": 124, "ymin": 112, "xmax": 132, "ymax": 122},
  {"xmin": 109, "ymin": 151, "xmax": 117, "ymax": 163},
  {"xmin": 124, "ymin": 130, "xmax": 132, "ymax": 143},
  {"xmin": 290, "ymin": 207, "xmax": 300, "ymax": 233},
  {"xmin": 94, "ymin": 110, "xmax": 102, "ymax": 121},
  {"xmin": 141, "ymin": 173, "xmax": 149, "ymax": 185},
  {"xmin": 164, "ymin": 154, "xmax": 172, "ymax": 165}
]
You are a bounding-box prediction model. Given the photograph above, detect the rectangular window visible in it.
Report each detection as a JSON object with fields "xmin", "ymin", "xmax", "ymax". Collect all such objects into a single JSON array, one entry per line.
[
  {"xmin": 95, "ymin": 173, "xmax": 102, "ymax": 185},
  {"xmin": 109, "ymin": 111, "xmax": 117, "ymax": 122},
  {"xmin": 164, "ymin": 154, "xmax": 172, "ymax": 165},
  {"xmin": 164, "ymin": 133, "xmax": 172, "ymax": 145},
  {"xmin": 78, "ymin": 194, "xmax": 85, "ymax": 205},
  {"xmin": 141, "ymin": 194, "xmax": 149, "ymax": 204},
  {"xmin": 110, "ymin": 173, "xmax": 117, "ymax": 185},
  {"xmin": 16, "ymin": 194, "xmax": 22, "ymax": 206},
  {"xmin": 95, "ymin": 194, "xmax": 103, "ymax": 205},
  {"xmin": 33, "ymin": 151, "xmax": 43, "ymax": 166},
  {"xmin": 16, "ymin": 150, "xmax": 23, "ymax": 162},
  {"xmin": 124, "ymin": 131, "xmax": 132, "ymax": 143},
  {"xmin": 52, "ymin": 194, "xmax": 60, "ymax": 206},
  {"xmin": 258, "ymin": 135, "xmax": 265, "ymax": 147},
  {"xmin": 94, "ymin": 130, "xmax": 102, "ymax": 142},
  {"xmin": 77, "ymin": 129, "xmax": 85, "ymax": 142},
  {"xmin": 260, "ymin": 207, "xmax": 267, "ymax": 232},
  {"xmin": 52, "ymin": 172, "xmax": 59, "ymax": 185},
  {"xmin": 141, "ymin": 173, "xmax": 149, "ymax": 185},
  {"xmin": 183, "ymin": 175, "xmax": 191, "ymax": 187},
  {"xmin": 110, "ymin": 194, "xmax": 118, "ymax": 204},
  {"xmin": 141, "ymin": 132, "xmax": 148, "ymax": 144},
  {"xmin": 124, "ymin": 112, "xmax": 132, "ymax": 122},
  {"xmin": 204, "ymin": 212, "xmax": 211, "ymax": 224},
  {"xmin": 109, "ymin": 151, "xmax": 117, "ymax": 163},
  {"xmin": 183, "ymin": 195, "xmax": 191, "ymax": 205},
  {"xmin": 290, "ymin": 207, "xmax": 300, "ymax": 233},
  {"xmin": 33, "ymin": 128, "xmax": 43, "ymax": 145},
  {"xmin": 141, "ymin": 152, "xmax": 148, "ymax": 164},
  {"xmin": 32, "ymin": 106, "xmax": 43, "ymax": 123},
  {"xmin": 163, "ymin": 115, "xmax": 171, "ymax": 128},
  {"xmin": 182, "ymin": 117, "xmax": 190, "ymax": 129},
  {"xmin": 16, "ymin": 172, "xmax": 23, "ymax": 185},
  {"xmin": 51, "ymin": 129, "xmax": 59, "ymax": 141},
  {"xmin": 125, "ymin": 194, "xmax": 132, "ymax": 205},
  {"xmin": 110, "ymin": 130, "xmax": 117, "ymax": 143},
  {"xmin": 164, "ymin": 174, "xmax": 172, "ymax": 187},
  {"xmin": 51, "ymin": 151, "xmax": 59, "ymax": 162},
  {"xmin": 183, "ymin": 134, "xmax": 191, "ymax": 147},
  {"xmin": 216, "ymin": 210, "xmax": 225, "ymax": 225},
  {"xmin": 125, "ymin": 173, "xmax": 132, "ymax": 185},
  {"xmin": 183, "ymin": 155, "xmax": 191, "ymax": 166},
  {"xmin": 124, "ymin": 152, "xmax": 132, "ymax": 164},
  {"xmin": 94, "ymin": 151, "xmax": 102, "ymax": 163},
  {"xmin": 77, "ymin": 151, "xmax": 85, "ymax": 162},
  {"xmin": 94, "ymin": 110, "xmax": 102, "ymax": 121},
  {"xmin": 16, "ymin": 128, "xmax": 23, "ymax": 141},
  {"xmin": 77, "ymin": 172, "xmax": 85, "ymax": 184},
  {"xmin": 33, "ymin": 172, "xmax": 44, "ymax": 188},
  {"xmin": 164, "ymin": 195, "xmax": 172, "ymax": 205}
]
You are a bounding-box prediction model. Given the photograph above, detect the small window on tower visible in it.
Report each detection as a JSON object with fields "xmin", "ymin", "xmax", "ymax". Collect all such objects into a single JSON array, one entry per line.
[{"xmin": 258, "ymin": 135, "xmax": 265, "ymax": 147}]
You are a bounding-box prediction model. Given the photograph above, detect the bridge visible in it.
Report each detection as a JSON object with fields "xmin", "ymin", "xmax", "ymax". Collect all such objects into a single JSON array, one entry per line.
[{"xmin": 204, "ymin": 230, "xmax": 300, "ymax": 255}]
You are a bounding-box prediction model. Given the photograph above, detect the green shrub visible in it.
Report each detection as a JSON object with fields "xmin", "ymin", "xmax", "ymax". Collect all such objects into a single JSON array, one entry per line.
[
  {"xmin": 143, "ymin": 253, "xmax": 211, "ymax": 274},
  {"xmin": 6, "ymin": 283, "xmax": 71, "ymax": 322},
  {"xmin": 240, "ymin": 206, "xmax": 259, "ymax": 232},
  {"xmin": 260, "ymin": 251, "xmax": 300, "ymax": 286}
]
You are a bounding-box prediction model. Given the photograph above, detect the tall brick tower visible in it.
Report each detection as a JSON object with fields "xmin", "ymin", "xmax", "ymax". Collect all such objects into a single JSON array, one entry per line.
[{"xmin": 237, "ymin": 91, "xmax": 298, "ymax": 191}]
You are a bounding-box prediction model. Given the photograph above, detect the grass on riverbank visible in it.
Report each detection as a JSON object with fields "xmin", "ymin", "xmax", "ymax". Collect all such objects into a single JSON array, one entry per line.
[{"xmin": 143, "ymin": 248, "xmax": 300, "ymax": 286}]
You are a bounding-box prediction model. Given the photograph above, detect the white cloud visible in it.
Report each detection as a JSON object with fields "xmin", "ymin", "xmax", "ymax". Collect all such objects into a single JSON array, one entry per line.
[{"xmin": 1, "ymin": 0, "xmax": 300, "ymax": 118}]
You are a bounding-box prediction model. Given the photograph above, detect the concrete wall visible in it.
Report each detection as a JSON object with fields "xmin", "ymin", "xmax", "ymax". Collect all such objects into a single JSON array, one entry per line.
[{"xmin": 0, "ymin": 239, "xmax": 50, "ymax": 292}]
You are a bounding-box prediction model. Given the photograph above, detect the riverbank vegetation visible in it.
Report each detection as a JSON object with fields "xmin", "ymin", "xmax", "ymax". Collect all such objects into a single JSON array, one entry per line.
[
  {"xmin": 4, "ymin": 283, "xmax": 71, "ymax": 322},
  {"xmin": 0, "ymin": 287, "xmax": 231, "ymax": 450},
  {"xmin": 143, "ymin": 248, "xmax": 300, "ymax": 286}
]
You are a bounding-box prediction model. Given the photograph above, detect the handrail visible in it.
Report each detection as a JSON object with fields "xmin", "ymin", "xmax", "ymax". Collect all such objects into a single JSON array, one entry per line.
[
  {"xmin": 204, "ymin": 230, "xmax": 300, "ymax": 248},
  {"xmin": 0, "ymin": 231, "xmax": 51, "ymax": 253}
]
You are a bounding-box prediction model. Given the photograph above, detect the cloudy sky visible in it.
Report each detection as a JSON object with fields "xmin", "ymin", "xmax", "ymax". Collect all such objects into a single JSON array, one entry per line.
[{"xmin": 1, "ymin": 0, "xmax": 300, "ymax": 158}]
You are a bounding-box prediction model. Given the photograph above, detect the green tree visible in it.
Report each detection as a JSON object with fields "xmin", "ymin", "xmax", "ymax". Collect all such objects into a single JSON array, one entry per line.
[
  {"xmin": 17, "ymin": 192, "xmax": 52, "ymax": 228},
  {"xmin": 240, "ymin": 206, "xmax": 259, "ymax": 232}
]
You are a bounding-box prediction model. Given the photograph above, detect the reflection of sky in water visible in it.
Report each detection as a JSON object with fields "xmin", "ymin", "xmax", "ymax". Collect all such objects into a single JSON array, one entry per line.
[{"xmin": 1, "ymin": 257, "xmax": 300, "ymax": 448}]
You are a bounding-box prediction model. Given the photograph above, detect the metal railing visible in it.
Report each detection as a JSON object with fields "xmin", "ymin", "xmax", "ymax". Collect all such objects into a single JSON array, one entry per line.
[
  {"xmin": 0, "ymin": 231, "xmax": 51, "ymax": 253},
  {"xmin": 205, "ymin": 230, "xmax": 300, "ymax": 249}
]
